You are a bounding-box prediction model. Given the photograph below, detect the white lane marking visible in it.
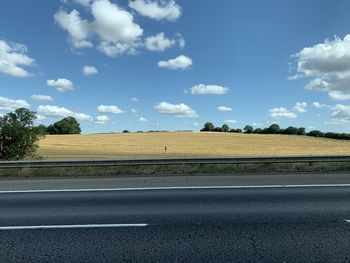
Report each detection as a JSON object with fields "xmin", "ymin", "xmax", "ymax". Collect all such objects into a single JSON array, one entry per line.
[
  {"xmin": 0, "ymin": 223, "xmax": 148, "ymax": 230},
  {"xmin": 344, "ymin": 219, "xmax": 350, "ymax": 223},
  {"xmin": 1, "ymin": 184, "xmax": 350, "ymax": 194}
]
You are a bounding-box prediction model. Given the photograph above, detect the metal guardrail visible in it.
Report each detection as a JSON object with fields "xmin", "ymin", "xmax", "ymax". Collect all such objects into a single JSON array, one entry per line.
[{"xmin": 0, "ymin": 155, "xmax": 349, "ymax": 169}]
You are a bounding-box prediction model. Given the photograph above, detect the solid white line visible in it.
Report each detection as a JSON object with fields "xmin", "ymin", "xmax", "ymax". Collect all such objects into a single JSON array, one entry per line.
[
  {"xmin": 0, "ymin": 223, "xmax": 148, "ymax": 230},
  {"xmin": 1, "ymin": 184, "xmax": 350, "ymax": 194}
]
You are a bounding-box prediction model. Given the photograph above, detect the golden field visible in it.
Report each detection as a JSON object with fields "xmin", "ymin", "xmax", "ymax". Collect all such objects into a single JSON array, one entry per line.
[{"xmin": 37, "ymin": 132, "xmax": 350, "ymax": 160}]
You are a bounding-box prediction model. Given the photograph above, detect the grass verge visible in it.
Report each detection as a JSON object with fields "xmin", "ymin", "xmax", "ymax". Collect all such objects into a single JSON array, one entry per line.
[{"xmin": 1, "ymin": 161, "xmax": 350, "ymax": 178}]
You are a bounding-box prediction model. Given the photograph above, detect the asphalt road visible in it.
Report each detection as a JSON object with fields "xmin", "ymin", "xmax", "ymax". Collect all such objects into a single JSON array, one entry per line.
[{"xmin": 1, "ymin": 178, "xmax": 350, "ymax": 262}]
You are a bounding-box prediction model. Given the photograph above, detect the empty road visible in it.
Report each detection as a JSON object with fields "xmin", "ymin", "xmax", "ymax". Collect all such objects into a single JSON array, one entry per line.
[{"xmin": 1, "ymin": 174, "xmax": 350, "ymax": 262}]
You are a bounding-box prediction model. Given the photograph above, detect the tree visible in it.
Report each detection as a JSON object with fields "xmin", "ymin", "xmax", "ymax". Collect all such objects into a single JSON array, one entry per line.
[
  {"xmin": 200, "ymin": 122, "xmax": 215, "ymax": 132},
  {"xmin": 244, "ymin": 125, "xmax": 253, "ymax": 134},
  {"xmin": 47, "ymin": 117, "xmax": 81, "ymax": 134},
  {"xmin": 253, "ymin": 128, "xmax": 262, "ymax": 134},
  {"xmin": 307, "ymin": 130, "xmax": 324, "ymax": 137},
  {"xmin": 35, "ymin": 124, "xmax": 47, "ymax": 135},
  {"xmin": 297, "ymin": 127, "xmax": 306, "ymax": 135},
  {"xmin": 267, "ymin": 124, "xmax": 280, "ymax": 134},
  {"xmin": 0, "ymin": 108, "xmax": 42, "ymax": 160},
  {"xmin": 221, "ymin": 124, "xmax": 230, "ymax": 132},
  {"xmin": 284, "ymin": 126, "xmax": 298, "ymax": 135}
]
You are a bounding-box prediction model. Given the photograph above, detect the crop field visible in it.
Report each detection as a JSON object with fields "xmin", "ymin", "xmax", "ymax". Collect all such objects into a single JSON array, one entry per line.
[{"xmin": 37, "ymin": 132, "xmax": 350, "ymax": 160}]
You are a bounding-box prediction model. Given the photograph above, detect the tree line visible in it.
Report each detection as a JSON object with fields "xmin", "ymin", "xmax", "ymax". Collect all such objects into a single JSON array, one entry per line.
[{"xmin": 200, "ymin": 122, "xmax": 350, "ymax": 140}]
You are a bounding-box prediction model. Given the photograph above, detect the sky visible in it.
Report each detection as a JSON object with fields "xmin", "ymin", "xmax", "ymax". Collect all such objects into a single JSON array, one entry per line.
[{"xmin": 1, "ymin": 0, "xmax": 350, "ymax": 133}]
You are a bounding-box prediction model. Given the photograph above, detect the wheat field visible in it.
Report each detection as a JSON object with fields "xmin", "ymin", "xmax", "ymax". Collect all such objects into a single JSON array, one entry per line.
[{"xmin": 37, "ymin": 132, "xmax": 350, "ymax": 160}]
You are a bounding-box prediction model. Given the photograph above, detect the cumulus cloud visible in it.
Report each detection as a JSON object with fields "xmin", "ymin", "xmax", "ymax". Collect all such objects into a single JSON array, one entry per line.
[
  {"xmin": 131, "ymin": 97, "xmax": 139, "ymax": 102},
  {"xmin": 55, "ymin": 0, "xmax": 143, "ymax": 56},
  {"xmin": 154, "ymin": 102, "xmax": 197, "ymax": 117},
  {"xmin": 37, "ymin": 105, "xmax": 92, "ymax": 121},
  {"xmin": 313, "ymin": 101, "xmax": 331, "ymax": 109},
  {"xmin": 82, "ymin": 65, "xmax": 98, "ymax": 75},
  {"xmin": 129, "ymin": 0, "xmax": 181, "ymax": 21},
  {"xmin": 218, "ymin": 106, "xmax": 232, "ymax": 112},
  {"xmin": 189, "ymin": 84, "xmax": 229, "ymax": 95},
  {"xmin": 145, "ymin": 32, "xmax": 175, "ymax": 52},
  {"xmin": 293, "ymin": 102, "xmax": 307, "ymax": 113},
  {"xmin": 291, "ymin": 34, "xmax": 350, "ymax": 100},
  {"xmin": 176, "ymin": 33, "xmax": 185, "ymax": 49},
  {"xmin": 0, "ymin": 96, "xmax": 31, "ymax": 115},
  {"xmin": 47, "ymin": 78, "xmax": 74, "ymax": 92},
  {"xmin": 330, "ymin": 104, "xmax": 350, "ymax": 124},
  {"xmin": 0, "ymin": 39, "xmax": 35, "ymax": 77},
  {"xmin": 158, "ymin": 55, "xmax": 192, "ymax": 70},
  {"xmin": 31, "ymin": 95, "xmax": 53, "ymax": 101},
  {"xmin": 225, "ymin": 120, "xmax": 237, "ymax": 124},
  {"xmin": 54, "ymin": 9, "xmax": 92, "ymax": 49},
  {"xmin": 92, "ymin": 0, "xmax": 143, "ymax": 57},
  {"xmin": 137, "ymin": 117, "xmax": 149, "ymax": 122},
  {"xmin": 269, "ymin": 107, "xmax": 297, "ymax": 119},
  {"xmin": 97, "ymin": 104, "xmax": 124, "ymax": 114},
  {"xmin": 95, "ymin": 115, "xmax": 109, "ymax": 124}
]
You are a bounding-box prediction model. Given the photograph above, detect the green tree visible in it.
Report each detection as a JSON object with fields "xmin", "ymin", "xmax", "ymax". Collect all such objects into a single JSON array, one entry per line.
[
  {"xmin": 244, "ymin": 125, "xmax": 253, "ymax": 134},
  {"xmin": 47, "ymin": 117, "xmax": 81, "ymax": 134},
  {"xmin": 35, "ymin": 124, "xmax": 47, "ymax": 135},
  {"xmin": 0, "ymin": 108, "xmax": 42, "ymax": 160},
  {"xmin": 200, "ymin": 122, "xmax": 215, "ymax": 132},
  {"xmin": 221, "ymin": 124, "xmax": 230, "ymax": 132},
  {"xmin": 267, "ymin": 124, "xmax": 280, "ymax": 134}
]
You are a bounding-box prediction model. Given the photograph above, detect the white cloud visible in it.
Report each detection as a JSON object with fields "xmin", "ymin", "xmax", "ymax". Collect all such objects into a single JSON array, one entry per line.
[
  {"xmin": 95, "ymin": 115, "xmax": 109, "ymax": 124},
  {"xmin": 97, "ymin": 104, "xmax": 124, "ymax": 114},
  {"xmin": 158, "ymin": 55, "xmax": 192, "ymax": 70},
  {"xmin": 54, "ymin": 0, "xmax": 143, "ymax": 57},
  {"xmin": 269, "ymin": 107, "xmax": 297, "ymax": 119},
  {"xmin": 82, "ymin": 65, "xmax": 98, "ymax": 76},
  {"xmin": 72, "ymin": 0, "xmax": 93, "ymax": 7},
  {"xmin": 46, "ymin": 78, "xmax": 74, "ymax": 92},
  {"xmin": 0, "ymin": 96, "xmax": 31, "ymax": 115},
  {"xmin": 293, "ymin": 102, "xmax": 307, "ymax": 113},
  {"xmin": 330, "ymin": 104, "xmax": 350, "ymax": 124},
  {"xmin": 176, "ymin": 33, "xmax": 185, "ymax": 49},
  {"xmin": 36, "ymin": 115, "xmax": 46, "ymax": 121},
  {"xmin": 291, "ymin": 34, "xmax": 350, "ymax": 100},
  {"xmin": 54, "ymin": 9, "xmax": 92, "ymax": 49},
  {"xmin": 154, "ymin": 102, "xmax": 197, "ymax": 118},
  {"xmin": 225, "ymin": 120, "xmax": 237, "ymax": 124},
  {"xmin": 92, "ymin": 0, "xmax": 143, "ymax": 57},
  {"xmin": 0, "ymin": 40, "xmax": 35, "ymax": 77},
  {"xmin": 145, "ymin": 32, "xmax": 175, "ymax": 52},
  {"xmin": 218, "ymin": 106, "xmax": 232, "ymax": 112},
  {"xmin": 137, "ymin": 117, "xmax": 149, "ymax": 122},
  {"xmin": 131, "ymin": 97, "xmax": 139, "ymax": 102},
  {"xmin": 129, "ymin": 0, "xmax": 181, "ymax": 21},
  {"xmin": 189, "ymin": 84, "xmax": 229, "ymax": 95},
  {"xmin": 31, "ymin": 95, "xmax": 53, "ymax": 101},
  {"xmin": 329, "ymin": 90, "xmax": 350, "ymax": 100},
  {"xmin": 313, "ymin": 101, "xmax": 331, "ymax": 109},
  {"xmin": 37, "ymin": 105, "xmax": 92, "ymax": 121}
]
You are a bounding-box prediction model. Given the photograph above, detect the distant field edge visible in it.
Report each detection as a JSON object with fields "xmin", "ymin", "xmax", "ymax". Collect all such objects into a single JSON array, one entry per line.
[{"xmin": 0, "ymin": 155, "xmax": 350, "ymax": 179}]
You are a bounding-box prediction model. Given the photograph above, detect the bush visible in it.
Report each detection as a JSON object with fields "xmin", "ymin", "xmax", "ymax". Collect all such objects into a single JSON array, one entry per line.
[{"xmin": 0, "ymin": 108, "xmax": 42, "ymax": 160}]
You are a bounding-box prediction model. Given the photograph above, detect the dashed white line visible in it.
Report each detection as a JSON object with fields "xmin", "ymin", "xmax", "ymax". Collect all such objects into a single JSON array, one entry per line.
[{"xmin": 0, "ymin": 223, "xmax": 148, "ymax": 230}]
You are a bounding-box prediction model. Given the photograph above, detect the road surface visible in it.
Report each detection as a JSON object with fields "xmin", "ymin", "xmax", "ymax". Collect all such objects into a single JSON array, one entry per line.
[{"xmin": 1, "ymin": 174, "xmax": 350, "ymax": 262}]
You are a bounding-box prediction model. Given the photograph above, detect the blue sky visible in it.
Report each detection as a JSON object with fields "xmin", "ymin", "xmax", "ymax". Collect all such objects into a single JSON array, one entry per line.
[{"xmin": 1, "ymin": 0, "xmax": 350, "ymax": 133}]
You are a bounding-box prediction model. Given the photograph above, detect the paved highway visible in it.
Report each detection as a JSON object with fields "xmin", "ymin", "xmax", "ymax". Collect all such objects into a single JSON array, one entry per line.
[{"xmin": 1, "ymin": 174, "xmax": 350, "ymax": 262}]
